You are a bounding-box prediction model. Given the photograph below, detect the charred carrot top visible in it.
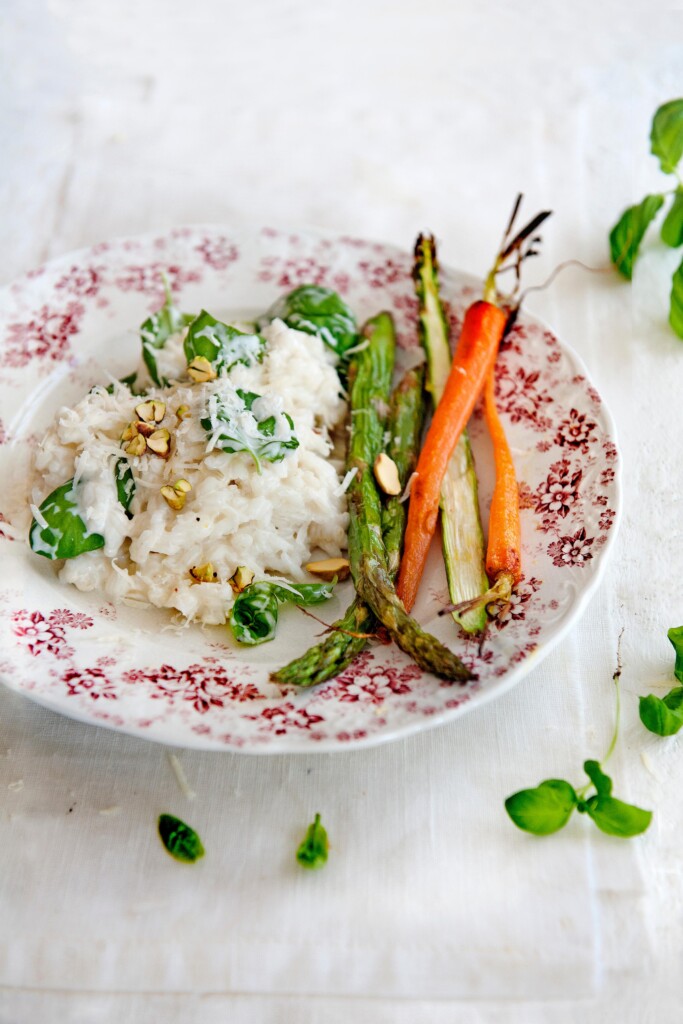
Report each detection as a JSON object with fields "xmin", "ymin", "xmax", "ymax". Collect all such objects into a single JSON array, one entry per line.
[{"xmin": 396, "ymin": 300, "xmax": 508, "ymax": 612}]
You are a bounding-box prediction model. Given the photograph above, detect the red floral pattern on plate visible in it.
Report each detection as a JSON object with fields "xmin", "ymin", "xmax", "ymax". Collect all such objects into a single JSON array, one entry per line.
[
  {"xmin": 0, "ymin": 227, "xmax": 620, "ymax": 751},
  {"xmin": 2, "ymin": 302, "xmax": 84, "ymax": 368},
  {"xmin": 13, "ymin": 608, "xmax": 94, "ymax": 660}
]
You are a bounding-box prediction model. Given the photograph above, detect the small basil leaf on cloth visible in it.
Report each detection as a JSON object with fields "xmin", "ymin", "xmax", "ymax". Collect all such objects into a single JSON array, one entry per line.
[
  {"xmin": 650, "ymin": 98, "xmax": 683, "ymax": 175},
  {"xmin": 296, "ymin": 813, "xmax": 329, "ymax": 869},
  {"xmin": 668, "ymin": 625, "xmax": 683, "ymax": 681},
  {"xmin": 141, "ymin": 285, "xmax": 194, "ymax": 386},
  {"xmin": 583, "ymin": 759, "xmax": 613, "ymax": 798},
  {"xmin": 504, "ymin": 779, "xmax": 578, "ymax": 836},
  {"xmin": 158, "ymin": 814, "xmax": 205, "ymax": 863},
  {"xmin": 669, "ymin": 258, "xmax": 683, "ymax": 339},
  {"xmin": 264, "ymin": 285, "xmax": 359, "ymax": 358},
  {"xmin": 29, "ymin": 480, "xmax": 105, "ymax": 560},
  {"xmin": 661, "ymin": 188, "xmax": 683, "ymax": 247},
  {"xmin": 609, "ymin": 194, "xmax": 665, "ymax": 280},
  {"xmin": 184, "ymin": 310, "xmax": 265, "ymax": 373},
  {"xmin": 584, "ymin": 796, "xmax": 652, "ymax": 838},
  {"xmin": 639, "ymin": 688, "xmax": 683, "ymax": 736}
]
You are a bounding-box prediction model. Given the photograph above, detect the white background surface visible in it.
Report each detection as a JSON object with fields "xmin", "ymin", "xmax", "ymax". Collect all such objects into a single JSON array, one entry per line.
[{"xmin": 2, "ymin": 1, "xmax": 683, "ymax": 1020}]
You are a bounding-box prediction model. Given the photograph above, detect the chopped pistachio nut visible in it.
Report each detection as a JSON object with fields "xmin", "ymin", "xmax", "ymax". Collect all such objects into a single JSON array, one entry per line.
[
  {"xmin": 187, "ymin": 356, "xmax": 217, "ymax": 383},
  {"xmin": 190, "ymin": 562, "xmax": 219, "ymax": 583},
  {"xmin": 135, "ymin": 399, "xmax": 166, "ymax": 424},
  {"xmin": 305, "ymin": 557, "xmax": 351, "ymax": 582},
  {"xmin": 228, "ymin": 565, "xmax": 255, "ymax": 593},
  {"xmin": 146, "ymin": 428, "xmax": 171, "ymax": 458},
  {"xmin": 121, "ymin": 421, "xmax": 140, "ymax": 442},
  {"xmin": 124, "ymin": 433, "xmax": 147, "ymax": 457},
  {"xmin": 176, "ymin": 404, "xmax": 191, "ymax": 421},
  {"xmin": 373, "ymin": 452, "xmax": 401, "ymax": 496},
  {"xmin": 134, "ymin": 420, "xmax": 155, "ymax": 438},
  {"xmin": 160, "ymin": 479, "xmax": 192, "ymax": 510}
]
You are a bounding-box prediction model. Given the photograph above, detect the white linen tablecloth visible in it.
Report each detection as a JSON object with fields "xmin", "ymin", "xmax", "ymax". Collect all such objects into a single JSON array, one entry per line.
[{"xmin": 1, "ymin": 1, "xmax": 682, "ymax": 1020}]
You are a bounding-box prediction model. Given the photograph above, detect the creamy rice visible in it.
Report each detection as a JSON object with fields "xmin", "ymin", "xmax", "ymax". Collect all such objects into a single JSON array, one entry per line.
[{"xmin": 31, "ymin": 319, "xmax": 349, "ymax": 624}]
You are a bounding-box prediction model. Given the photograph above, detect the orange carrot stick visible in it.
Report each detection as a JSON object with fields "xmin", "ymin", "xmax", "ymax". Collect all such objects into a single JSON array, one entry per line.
[
  {"xmin": 438, "ymin": 368, "xmax": 522, "ymax": 620},
  {"xmin": 482, "ymin": 368, "xmax": 521, "ymax": 595},
  {"xmin": 396, "ymin": 300, "xmax": 508, "ymax": 612}
]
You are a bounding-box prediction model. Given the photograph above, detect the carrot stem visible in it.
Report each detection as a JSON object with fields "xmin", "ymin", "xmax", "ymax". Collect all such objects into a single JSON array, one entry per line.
[{"xmin": 396, "ymin": 300, "xmax": 508, "ymax": 612}]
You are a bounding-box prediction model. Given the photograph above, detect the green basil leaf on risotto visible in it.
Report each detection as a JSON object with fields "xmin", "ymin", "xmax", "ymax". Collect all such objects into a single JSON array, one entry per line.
[
  {"xmin": 140, "ymin": 281, "xmax": 194, "ymax": 386},
  {"xmin": 184, "ymin": 310, "xmax": 266, "ymax": 374},
  {"xmin": 230, "ymin": 579, "xmax": 335, "ymax": 645},
  {"xmin": 230, "ymin": 582, "xmax": 281, "ymax": 645},
  {"xmin": 29, "ymin": 480, "xmax": 105, "ymax": 560},
  {"xmin": 201, "ymin": 387, "xmax": 299, "ymax": 471},
  {"xmin": 104, "ymin": 371, "xmax": 143, "ymax": 396},
  {"xmin": 114, "ymin": 458, "xmax": 135, "ymax": 518},
  {"xmin": 262, "ymin": 285, "xmax": 359, "ymax": 358}
]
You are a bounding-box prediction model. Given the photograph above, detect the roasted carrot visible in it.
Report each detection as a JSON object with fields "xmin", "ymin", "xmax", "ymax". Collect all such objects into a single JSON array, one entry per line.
[
  {"xmin": 396, "ymin": 300, "xmax": 508, "ymax": 612},
  {"xmin": 398, "ymin": 196, "xmax": 551, "ymax": 616},
  {"xmin": 439, "ymin": 370, "xmax": 522, "ymax": 619},
  {"xmin": 482, "ymin": 368, "xmax": 521, "ymax": 594}
]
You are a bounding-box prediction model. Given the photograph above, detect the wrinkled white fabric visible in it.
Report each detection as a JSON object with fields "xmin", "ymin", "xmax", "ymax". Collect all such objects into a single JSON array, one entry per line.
[{"xmin": 1, "ymin": 0, "xmax": 682, "ymax": 1018}]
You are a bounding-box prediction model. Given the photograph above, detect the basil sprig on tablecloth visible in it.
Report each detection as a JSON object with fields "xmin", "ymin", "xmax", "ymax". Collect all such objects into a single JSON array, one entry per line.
[
  {"xmin": 609, "ymin": 99, "xmax": 683, "ymax": 338},
  {"xmin": 639, "ymin": 626, "xmax": 683, "ymax": 736},
  {"xmin": 505, "ymin": 644, "xmax": 652, "ymax": 838}
]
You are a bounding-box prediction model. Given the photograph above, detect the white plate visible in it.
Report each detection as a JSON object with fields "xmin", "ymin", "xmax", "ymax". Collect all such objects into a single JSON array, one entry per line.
[{"xmin": 0, "ymin": 226, "xmax": 620, "ymax": 752}]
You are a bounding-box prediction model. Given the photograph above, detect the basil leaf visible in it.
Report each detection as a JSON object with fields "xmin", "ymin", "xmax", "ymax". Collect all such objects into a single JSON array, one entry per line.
[
  {"xmin": 141, "ymin": 285, "xmax": 194, "ymax": 386},
  {"xmin": 650, "ymin": 98, "xmax": 683, "ymax": 175},
  {"xmin": 609, "ymin": 194, "xmax": 665, "ymax": 280},
  {"xmin": 296, "ymin": 813, "xmax": 329, "ymax": 869},
  {"xmin": 29, "ymin": 480, "xmax": 105, "ymax": 560},
  {"xmin": 264, "ymin": 285, "xmax": 359, "ymax": 358},
  {"xmin": 105, "ymin": 372, "xmax": 143, "ymax": 396},
  {"xmin": 269, "ymin": 581, "xmax": 336, "ymax": 605},
  {"xmin": 639, "ymin": 689, "xmax": 683, "ymax": 736},
  {"xmin": 670, "ymin": 257, "xmax": 683, "ymax": 339},
  {"xmin": 201, "ymin": 387, "xmax": 299, "ymax": 471},
  {"xmin": 504, "ymin": 779, "xmax": 577, "ymax": 836},
  {"xmin": 583, "ymin": 759, "xmax": 612, "ymax": 798},
  {"xmin": 669, "ymin": 625, "xmax": 683, "ymax": 681},
  {"xmin": 584, "ymin": 795, "xmax": 652, "ymax": 838},
  {"xmin": 230, "ymin": 579, "xmax": 335, "ymax": 646},
  {"xmin": 114, "ymin": 458, "xmax": 135, "ymax": 518},
  {"xmin": 661, "ymin": 188, "xmax": 683, "ymax": 247},
  {"xmin": 230, "ymin": 582, "xmax": 280, "ymax": 645},
  {"xmin": 184, "ymin": 310, "xmax": 265, "ymax": 374},
  {"xmin": 158, "ymin": 814, "xmax": 205, "ymax": 863}
]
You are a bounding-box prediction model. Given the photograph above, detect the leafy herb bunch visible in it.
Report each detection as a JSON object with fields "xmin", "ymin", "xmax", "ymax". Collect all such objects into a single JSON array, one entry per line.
[
  {"xmin": 610, "ymin": 99, "xmax": 683, "ymax": 337},
  {"xmin": 639, "ymin": 626, "xmax": 683, "ymax": 736},
  {"xmin": 505, "ymin": 646, "xmax": 652, "ymax": 839}
]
